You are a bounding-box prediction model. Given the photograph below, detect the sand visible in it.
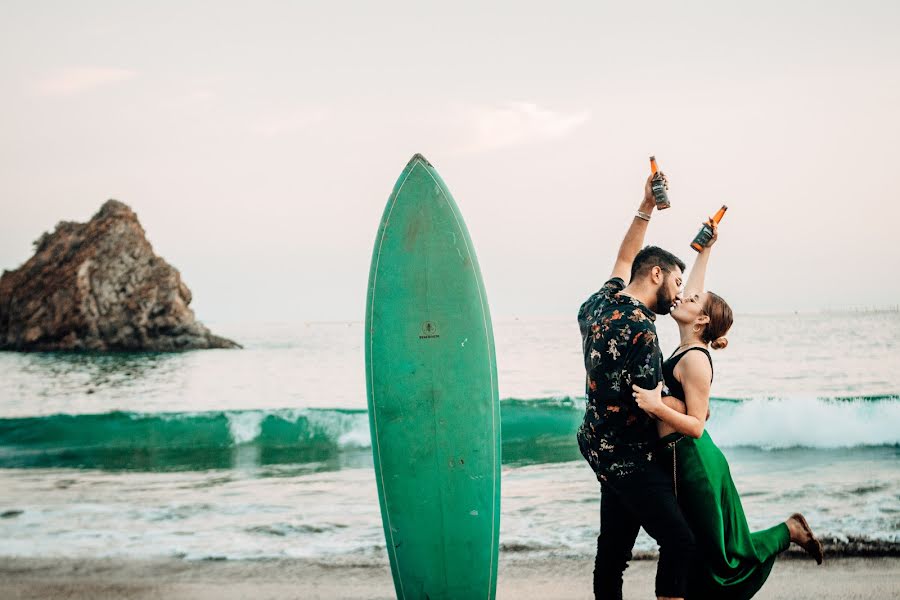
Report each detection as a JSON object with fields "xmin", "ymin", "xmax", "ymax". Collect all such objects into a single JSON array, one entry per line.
[{"xmin": 0, "ymin": 555, "xmax": 897, "ymax": 599}]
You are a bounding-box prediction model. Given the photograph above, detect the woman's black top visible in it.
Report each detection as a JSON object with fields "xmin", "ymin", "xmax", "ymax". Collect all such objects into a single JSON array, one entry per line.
[{"xmin": 662, "ymin": 346, "xmax": 714, "ymax": 402}]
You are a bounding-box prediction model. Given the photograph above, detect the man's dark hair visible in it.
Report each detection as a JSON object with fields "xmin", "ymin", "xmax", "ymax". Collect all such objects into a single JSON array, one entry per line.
[{"xmin": 629, "ymin": 246, "xmax": 686, "ymax": 282}]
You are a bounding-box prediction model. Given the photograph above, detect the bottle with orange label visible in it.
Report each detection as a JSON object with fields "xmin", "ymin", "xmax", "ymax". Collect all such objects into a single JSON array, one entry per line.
[
  {"xmin": 691, "ymin": 205, "xmax": 728, "ymax": 252},
  {"xmin": 649, "ymin": 156, "xmax": 670, "ymax": 210}
]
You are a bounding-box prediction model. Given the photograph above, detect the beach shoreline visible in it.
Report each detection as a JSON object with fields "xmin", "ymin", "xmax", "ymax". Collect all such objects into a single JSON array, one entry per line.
[{"xmin": 1, "ymin": 555, "xmax": 897, "ymax": 599}]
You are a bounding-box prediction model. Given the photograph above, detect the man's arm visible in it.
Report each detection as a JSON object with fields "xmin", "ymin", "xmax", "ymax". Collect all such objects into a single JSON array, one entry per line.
[
  {"xmin": 626, "ymin": 326, "xmax": 663, "ymax": 395},
  {"xmin": 609, "ymin": 173, "xmax": 666, "ymax": 281}
]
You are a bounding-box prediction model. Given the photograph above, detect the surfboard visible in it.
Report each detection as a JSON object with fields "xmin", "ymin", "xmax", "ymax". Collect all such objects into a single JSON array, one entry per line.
[{"xmin": 365, "ymin": 154, "xmax": 501, "ymax": 600}]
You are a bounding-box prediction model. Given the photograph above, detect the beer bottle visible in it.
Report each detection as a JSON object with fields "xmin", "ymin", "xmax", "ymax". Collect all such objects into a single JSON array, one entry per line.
[
  {"xmin": 691, "ymin": 205, "xmax": 728, "ymax": 252},
  {"xmin": 649, "ymin": 156, "xmax": 670, "ymax": 210}
]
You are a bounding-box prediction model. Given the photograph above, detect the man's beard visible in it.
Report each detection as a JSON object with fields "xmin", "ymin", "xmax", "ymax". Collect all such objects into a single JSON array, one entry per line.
[{"xmin": 654, "ymin": 285, "xmax": 677, "ymax": 315}]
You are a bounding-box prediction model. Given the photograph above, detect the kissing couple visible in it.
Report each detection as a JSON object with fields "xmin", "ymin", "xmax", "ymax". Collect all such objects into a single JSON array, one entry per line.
[{"xmin": 576, "ymin": 171, "xmax": 824, "ymax": 600}]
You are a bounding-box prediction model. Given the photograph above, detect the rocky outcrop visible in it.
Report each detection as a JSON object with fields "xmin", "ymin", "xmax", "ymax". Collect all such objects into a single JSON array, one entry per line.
[{"xmin": 0, "ymin": 200, "xmax": 240, "ymax": 351}]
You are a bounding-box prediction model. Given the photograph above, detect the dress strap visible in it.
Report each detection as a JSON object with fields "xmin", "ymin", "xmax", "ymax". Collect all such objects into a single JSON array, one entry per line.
[{"xmin": 668, "ymin": 346, "xmax": 714, "ymax": 383}]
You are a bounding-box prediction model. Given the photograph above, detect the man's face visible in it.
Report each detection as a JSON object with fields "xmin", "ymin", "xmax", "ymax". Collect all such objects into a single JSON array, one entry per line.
[{"xmin": 653, "ymin": 266, "xmax": 683, "ymax": 315}]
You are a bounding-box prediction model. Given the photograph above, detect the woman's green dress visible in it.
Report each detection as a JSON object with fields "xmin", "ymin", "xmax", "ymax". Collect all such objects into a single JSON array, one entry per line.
[{"xmin": 659, "ymin": 347, "xmax": 790, "ymax": 600}]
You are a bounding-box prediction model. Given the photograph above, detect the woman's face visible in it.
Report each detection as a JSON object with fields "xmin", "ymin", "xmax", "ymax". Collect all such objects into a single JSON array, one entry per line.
[{"xmin": 671, "ymin": 291, "xmax": 709, "ymax": 326}]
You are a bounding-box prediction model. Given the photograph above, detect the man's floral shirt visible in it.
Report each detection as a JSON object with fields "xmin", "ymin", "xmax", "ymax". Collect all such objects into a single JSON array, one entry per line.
[{"xmin": 576, "ymin": 277, "xmax": 663, "ymax": 481}]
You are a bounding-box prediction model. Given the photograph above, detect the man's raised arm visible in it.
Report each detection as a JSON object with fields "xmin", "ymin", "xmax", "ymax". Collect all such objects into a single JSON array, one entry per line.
[{"xmin": 609, "ymin": 172, "xmax": 667, "ymax": 281}]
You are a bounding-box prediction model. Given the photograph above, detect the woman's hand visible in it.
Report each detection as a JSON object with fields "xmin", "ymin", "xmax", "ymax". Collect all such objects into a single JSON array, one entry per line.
[
  {"xmin": 703, "ymin": 221, "xmax": 718, "ymax": 248},
  {"xmin": 632, "ymin": 382, "xmax": 665, "ymax": 416}
]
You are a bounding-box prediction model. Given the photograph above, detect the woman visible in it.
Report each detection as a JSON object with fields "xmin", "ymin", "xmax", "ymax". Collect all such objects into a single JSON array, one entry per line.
[{"xmin": 631, "ymin": 224, "xmax": 823, "ymax": 600}]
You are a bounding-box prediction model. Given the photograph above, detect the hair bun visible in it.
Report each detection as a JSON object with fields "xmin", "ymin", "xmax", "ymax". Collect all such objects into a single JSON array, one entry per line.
[{"xmin": 711, "ymin": 337, "xmax": 728, "ymax": 350}]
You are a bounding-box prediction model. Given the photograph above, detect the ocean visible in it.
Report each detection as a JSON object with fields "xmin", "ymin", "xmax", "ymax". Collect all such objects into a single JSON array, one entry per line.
[{"xmin": 1, "ymin": 313, "xmax": 898, "ymax": 561}]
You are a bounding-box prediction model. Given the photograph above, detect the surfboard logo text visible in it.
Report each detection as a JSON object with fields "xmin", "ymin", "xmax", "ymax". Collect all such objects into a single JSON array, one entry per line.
[{"xmin": 420, "ymin": 321, "xmax": 440, "ymax": 339}]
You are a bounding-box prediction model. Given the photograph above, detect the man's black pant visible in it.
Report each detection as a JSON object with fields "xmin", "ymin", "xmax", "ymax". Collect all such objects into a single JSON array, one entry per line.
[{"xmin": 595, "ymin": 465, "xmax": 695, "ymax": 599}]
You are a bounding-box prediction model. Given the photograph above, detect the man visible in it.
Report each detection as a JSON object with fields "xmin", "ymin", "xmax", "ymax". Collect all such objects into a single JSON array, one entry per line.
[{"xmin": 577, "ymin": 172, "xmax": 694, "ymax": 600}]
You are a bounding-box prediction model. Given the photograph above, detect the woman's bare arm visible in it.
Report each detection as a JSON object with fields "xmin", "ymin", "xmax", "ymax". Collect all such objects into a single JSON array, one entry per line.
[
  {"xmin": 683, "ymin": 222, "xmax": 717, "ymax": 297},
  {"xmin": 657, "ymin": 396, "xmax": 688, "ymax": 438},
  {"xmin": 633, "ymin": 352, "xmax": 711, "ymax": 438},
  {"xmin": 663, "ymin": 396, "xmax": 687, "ymax": 414}
]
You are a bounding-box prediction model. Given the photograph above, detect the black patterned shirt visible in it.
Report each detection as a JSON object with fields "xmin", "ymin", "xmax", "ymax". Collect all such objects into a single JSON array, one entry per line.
[{"xmin": 576, "ymin": 277, "xmax": 664, "ymax": 481}]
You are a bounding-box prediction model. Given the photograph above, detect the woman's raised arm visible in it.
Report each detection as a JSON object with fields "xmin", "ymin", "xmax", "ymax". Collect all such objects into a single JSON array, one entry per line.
[{"xmin": 683, "ymin": 222, "xmax": 717, "ymax": 297}]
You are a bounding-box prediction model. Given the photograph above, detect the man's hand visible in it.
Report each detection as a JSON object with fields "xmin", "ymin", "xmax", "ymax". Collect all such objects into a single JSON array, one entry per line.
[
  {"xmin": 642, "ymin": 171, "xmax": 668, "ymax": 211},
  {"xmin": 609, "ymin": 172, "xmax": 666, "ymax": 281}
]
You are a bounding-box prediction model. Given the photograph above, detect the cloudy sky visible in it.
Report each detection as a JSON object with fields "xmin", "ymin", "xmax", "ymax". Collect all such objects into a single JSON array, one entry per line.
[{"xmin": 1, "ymin": 1, "xmax": 898, "ymax": 322}]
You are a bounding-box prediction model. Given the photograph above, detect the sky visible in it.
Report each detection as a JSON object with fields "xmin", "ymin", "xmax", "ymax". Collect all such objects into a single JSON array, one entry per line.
[{"xmin": 1, "ymin": 1, "xmax": 899, "ymax": 322}]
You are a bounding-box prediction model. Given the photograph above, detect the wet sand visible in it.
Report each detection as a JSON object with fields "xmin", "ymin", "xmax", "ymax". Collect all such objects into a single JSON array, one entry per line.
[{"xmin": 0, "ymin": 556, "xmax": 897, "ymax": 599}]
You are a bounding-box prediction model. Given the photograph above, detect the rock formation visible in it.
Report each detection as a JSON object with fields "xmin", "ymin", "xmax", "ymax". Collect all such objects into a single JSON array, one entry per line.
[{"xmin": 0, "ymin": 200, "xmax": 240, "ymax": 351}]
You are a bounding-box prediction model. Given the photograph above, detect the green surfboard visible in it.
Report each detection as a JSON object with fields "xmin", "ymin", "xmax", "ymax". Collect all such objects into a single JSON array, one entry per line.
[{"xmin": 365, "ymin": 154, "xmax": 501, "ymax": 600}]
